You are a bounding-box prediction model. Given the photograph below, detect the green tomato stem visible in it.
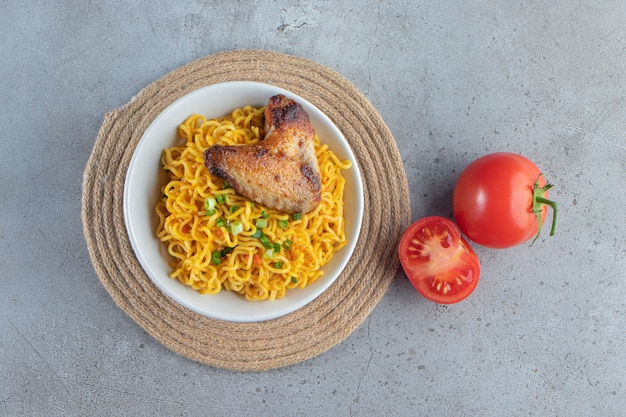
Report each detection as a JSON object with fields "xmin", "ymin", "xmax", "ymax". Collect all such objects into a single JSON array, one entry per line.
[{"xmin": 531, "ymin": 175, "xmax": 558, "ymax": 245}]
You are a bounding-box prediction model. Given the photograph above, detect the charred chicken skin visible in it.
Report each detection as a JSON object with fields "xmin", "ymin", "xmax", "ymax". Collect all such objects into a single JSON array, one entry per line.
[{"xmin": 204, "ymin": 94, "xmax": 322, "ymax": 214}]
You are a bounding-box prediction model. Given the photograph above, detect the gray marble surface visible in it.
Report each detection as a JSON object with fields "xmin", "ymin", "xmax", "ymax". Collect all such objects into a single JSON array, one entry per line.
[{"xmin": 2, "ymin": 1, "xmax": 625, "ymax": 416}]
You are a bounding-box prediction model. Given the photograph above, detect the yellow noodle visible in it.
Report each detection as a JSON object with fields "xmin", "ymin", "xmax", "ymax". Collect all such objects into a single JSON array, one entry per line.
[{"xmin": 155, "ymin": 105, "xmax": 351, "ymax": 301}]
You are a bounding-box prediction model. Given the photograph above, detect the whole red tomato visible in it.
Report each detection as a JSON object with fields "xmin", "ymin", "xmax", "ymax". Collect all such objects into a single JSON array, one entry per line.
[
  {"xmin": 398, "ymin": 216, "xmax": 480, "ymax": 304},
  {"xmin": 452, "ymin": 152, "xmax": 557, "ymax": 249}
]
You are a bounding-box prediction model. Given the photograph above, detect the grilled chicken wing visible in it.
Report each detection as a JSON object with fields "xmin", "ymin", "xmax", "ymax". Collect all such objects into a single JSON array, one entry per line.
[{"xmin": 204, "ymin": 94, "xmax": 322, "ymax": 214}]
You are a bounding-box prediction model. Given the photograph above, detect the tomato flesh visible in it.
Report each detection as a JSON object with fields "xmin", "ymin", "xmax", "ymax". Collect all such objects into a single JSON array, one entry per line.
[
  {"xmin": 453, "ymin": 152, "xmax": 551, "ymax": 248},
  {"xmin": 398, "ymin": 216, "xmax": 480, "ymax": 304}
]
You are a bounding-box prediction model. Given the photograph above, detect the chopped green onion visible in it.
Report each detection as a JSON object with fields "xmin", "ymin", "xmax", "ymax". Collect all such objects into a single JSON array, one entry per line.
[
  {"xmin": 260, "ymin": 235, "xmax": 274, "ymax": 249},
  {"xmin": 230, "ymin": 205, "xmax": 240, "ymax": 213},
  {"xmin": 255, "ymin": 218, "xmax": 268, "ymax": 229},
  {"xmin": 273, "ymin": 242, "xmax": 281, "ymax": 253},
  {"xmin": 291, "ymin": 277, "xmax": 298, "ymax": 283},
  {"xmin": 274, "ymin": 261, "xmax": 283, "ymax": 269},
  {"xmin": 252, "ymin": 230, "xmax": 263, "ymax": 239},
  {"xmin": 282, "ymin": 239, "xmax": 292, "ymax": 250},
  {"xmin": 231, "ymin": 220, "xmax": 243, "ymax": 235},
  {"xmin": 263, "ymin": 248, "xmax": 274, "ymax": 259},
  {"xmin": 204, "ymin": 197, "xmax": 216, "ymax": 211},
  {"xmin": 221, "ymin": 246, "xmax": 234, "ymax": 256},
  {"xmin": 278, "ymin": 219, "xmax": 289, "ymax": 229},
  {"xmin": 223, "ymin": 181, "xmax": 231, "ymax": 189},
  {"xmin": 261, "ymin": 210, "xmax": 270, "ymax": 218},
  {"xmin": 291, "ymin": 213, "xmax": 302, "ymax": 221},
  {"xmin": 200, "ymin": 209, "xmax": 216, "ymax": 216},
  {"xmin": 216, "ymin": 194, "xmax": 227, "ymax": 204},
  {"xmin": 211, "ymin": 251, "xmax": 222, "ymax": 266},
  {"xmin": 216, "ymin": 218, "xmax": 227, "ymax": 228}
]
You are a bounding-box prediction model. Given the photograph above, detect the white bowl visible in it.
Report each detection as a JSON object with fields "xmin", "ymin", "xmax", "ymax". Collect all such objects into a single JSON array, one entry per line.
[{"xmin": 124, "ymin": 81, "xmax": 363, "ymax": 322}]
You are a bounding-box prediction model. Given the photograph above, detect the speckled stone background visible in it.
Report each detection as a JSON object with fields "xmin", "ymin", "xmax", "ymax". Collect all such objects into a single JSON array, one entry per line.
[{"xmin": 2, "ymin": 1, "xmax": 625, "ymax": 416}]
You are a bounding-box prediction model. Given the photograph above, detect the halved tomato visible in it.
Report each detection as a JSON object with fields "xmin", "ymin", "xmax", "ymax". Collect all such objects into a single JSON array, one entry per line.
[{"xmin": 398, "ymin": 216, "xmax": 480, "ymax": 304}]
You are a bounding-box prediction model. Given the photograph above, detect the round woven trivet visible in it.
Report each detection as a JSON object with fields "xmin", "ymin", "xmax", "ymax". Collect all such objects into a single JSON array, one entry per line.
[{"xmin": 82, "ymin": 50, "xmax": 411, "ymax": 371}]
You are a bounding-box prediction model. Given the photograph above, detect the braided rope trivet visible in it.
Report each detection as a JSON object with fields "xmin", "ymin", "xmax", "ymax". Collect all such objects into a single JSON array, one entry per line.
[{"xmin": 82, "ymin": 50, "xmax": 411, "ymax": 371}]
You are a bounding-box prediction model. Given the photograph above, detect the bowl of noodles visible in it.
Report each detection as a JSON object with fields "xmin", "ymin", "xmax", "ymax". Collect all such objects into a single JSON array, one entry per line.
[{"xmin": 124, "ymin": 81, "xmax": 363, "ymax": 322}]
